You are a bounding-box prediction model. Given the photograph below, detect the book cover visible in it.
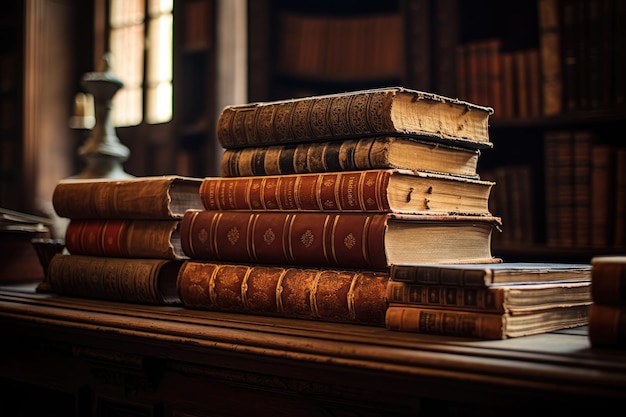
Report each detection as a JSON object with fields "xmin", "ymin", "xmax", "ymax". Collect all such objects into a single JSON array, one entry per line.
[
  {"xmin": 216, "ymin": 87, "xmax": 494, "ymax": 150},
  {"xmin": 590, "ymin": 256, "xmax": 626, "ymax": 306},
  {"xmin": 386, "ymin": 280, "xmax": 591, "ymax": 314},
  {"xmin": 385, "ymin": 304, "xmax": 589, "ymax": 339},
  {"xmin": 538, "ymin": 0, "xmax": 563, "ymax": 116},
  {"xmin": 52, "ymin": 175, "xmax": 204, "ymax": 220},
  {"xmin": 48, "ymin": 254, "xmax": 182, "ymax": 305},
  {"xmin": 180, "ymin": 210, "xmax": 501, "ymax": 269},
  {"xmin": 64, "ymin": 219, "xmax": 187, "ymax": 260},
  {"xmin": 219, "ymin": 136, "xmax": 482, "ymax": 179},
  {"xmin": 200, "ymin": 169, "xmax": 494, "ymax": 215},
  {"xmin": 177, "ymin": 260, "xmax": 389, "ymax": 326},
  {"xmin": 389, "ymin": 262, "xmax": 591, "ymax": 286}
]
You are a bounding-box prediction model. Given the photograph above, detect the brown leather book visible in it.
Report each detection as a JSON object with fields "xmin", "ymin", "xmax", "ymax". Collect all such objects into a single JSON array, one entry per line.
[
  {"xmin": 200, "ymin": 169, "xmax": 494, "ymax": 215},
  {"xmin": 219, "ymin": 136, "xmax": 481, "ymax": 178},
  {"xmin": 385, "ymin": 304, "xmax": 589, "ymax": 339},
  {"xmin": 590, "ymin": 256, "xmax": 626, "ymax": 305},
  {"xmin": 180, "ymin": 210, "xmax": 501, "ymax": 269},
  {"xmin": 386, "ymin": 280, "xmax": 591, "ymax": 314},
  {"xmin": 64, "ymin": 219, "xmax": 187, "ymax": 260},
  {"xmin": 52, "ymin": 175, "xmax": 203, "ymax": 220},
  {"xmin": 216, "ymin": 87, "xmax": 494, "ymax": 150},
  {"xmin": 177, "ymin": 261, "xmax": 389, "ymax": 326},
  {"xmin": 588, "ymin": 303, "xmax": 626, "ymax": 348},
  {"xmin": 48, "ymin": 254, "xmax": 182, "ymax": 305}
]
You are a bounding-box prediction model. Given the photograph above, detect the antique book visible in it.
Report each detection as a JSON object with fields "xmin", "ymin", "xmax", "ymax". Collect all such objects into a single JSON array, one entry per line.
[
  {"xmin": 219, "ymin": 136, "xmax": 482, "ymax": 178},
  {"xmin": 588, "ymin": 303, "xmax": 626, "ymax": 348},
  {"xmin": 177, "ymin": 260, "xmax": 389, "ymax": 326},
  {"xmin": 590, "ymin": 256, "xmax": 626, "ymax": 306},
  {"xmin": 386, "ymin": 280, "xmax": 592, "ymax": 314},
  {"xmin": 538, "ymin": 0, "xmax": 563, "ymax": 116},
  {"xmin": 200, "ymin": 169, "xmax": 494, "ymax": 215},
  {"xmin": 385, "ymin": 304, "xmax": 589, "ymax": 339},
  {"xmin": 52, "ymin": 175, "xmax": 203, "ymax": 220},
  {"xmin": 216, "ymin": 87, "xmax": 494, "ymax": 150},
  {"xmin": 591, "ymin": 144, "xmax": 614, "ymax": 247},
  {"xmin": 389, "ymin": 262, "xmax": 591, "ymax": 286},
  {"xmin": 64, "ymin": 219, "xmax": 187, "ymax": 260},
  {"xmin": 180, "ymin": 210, "xmax": 501, "ymax": 269},
  {"xmin": 47, "ymin": 254, "xmax": 182, "ymax": 305}
]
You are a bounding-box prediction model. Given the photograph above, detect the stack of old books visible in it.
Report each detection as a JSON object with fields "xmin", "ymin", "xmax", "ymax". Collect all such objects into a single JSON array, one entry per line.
[
  {"xmin": 47, "ymin": 175, "xmax": 204, "ymax": 305},
  {"xmin": 176, "ymin": 87, "xmax": 497, "ymax": 327},
  {"xmin": 588, "ymin": 256, "xmax": 626, "ymax": 349}
]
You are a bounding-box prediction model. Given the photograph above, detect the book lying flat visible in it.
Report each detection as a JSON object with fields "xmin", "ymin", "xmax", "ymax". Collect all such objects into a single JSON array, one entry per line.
[
  {"xmin": 200, "ymin": 169, "xmax": 494, "ymax": 215},
  {"xmin": 180, "ymin": 211, "xmax": 502, "ymax": 269},
  {"xmin": 389, "ymin": 262, "xmax": 592, "ymax": 287},
  {"xmin": 386, "ymin": 280, "xmax": 592, "ymax": 314},
  {"xmin": 216, "ymin": 87, "xmax": 494, "ymax": 149},
  {"xmin": 48, "ymin": 254, "xmax": 182, "ymax": 305},
  {"xmin": 52, "ymin": 175, "xmax": 204, "ymax": 220},
  {"xmin": 385, "ymin": 304, "xmax": 589, "ymax": 340},
  {"xmin": 177, "ymin": 260, "xmax": 389, "ymax": 326},
  {"xmin": 220, "ymin": 136, "xmax": 482, "ymax": 178}
]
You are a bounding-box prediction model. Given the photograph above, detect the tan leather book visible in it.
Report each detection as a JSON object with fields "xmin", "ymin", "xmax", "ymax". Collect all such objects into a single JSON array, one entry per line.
[
  {"xmin": 52, "ymin": 175, "xmax": 203, "ymax": 220},
  {"xmin": 216, "ymin": 87, "xmax": 494, "ymax": 150}
]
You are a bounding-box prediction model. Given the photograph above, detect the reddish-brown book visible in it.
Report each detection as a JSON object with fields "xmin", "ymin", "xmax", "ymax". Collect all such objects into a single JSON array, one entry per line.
[
  {"xmin": 499, "ymin": 51, "xmax": 515, "ymax": 119},
  {"xmin": 177, "ymin": 260, "xmax": 389, "ymax": 326},
  {"xmin": 200, "ymin": 169, "xmax": 494, "ymax": 215},
  {"xmin": 180, "ymin": 210, "xmax": 501, "ymax": 269},
  {"xmin": 219, "ymin": 136, "xmax": 481, "ymax": 179},
  {"xmin": 216, "ymin": 87, "xmax": 494, "ymax": 150},
  {"xmin": 64, "ymin": 219, "xmax": 186, "ymax": 260},
  {"xmin": 52, "ymin": 175, "xmax": 203, "ymax": 220},
  {"xmin": 538, "ymin": 0, "xmax": 563, "ymax": 116},
  {"xmin": 385, "ymin": 304, "xmax": 589, "ymax": 340},
  {"xmin": 48, "ymin": 254, "xmax": 182, "ymax": 305},
  {"xmin": 590, "ymin": 256, "xmax": 626, "ymax": 306}
]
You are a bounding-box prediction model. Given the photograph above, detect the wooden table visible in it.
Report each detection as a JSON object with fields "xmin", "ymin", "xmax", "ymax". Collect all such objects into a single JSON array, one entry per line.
[{"xmin": 1, "ymin": 282, "xmax": 625, "ymax": 416}]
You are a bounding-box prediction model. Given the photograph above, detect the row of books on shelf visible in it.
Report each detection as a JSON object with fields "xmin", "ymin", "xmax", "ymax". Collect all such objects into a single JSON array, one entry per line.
[
  {"xmin": 539, "ymin": 0, "xmax": 626, "ymax": 115},
  {"xmin": 276, "ymin": 11, "xmax": 404, "ymax": 80},
  {"xmin": 544, "ymin": 129, "xmax": 626, "ymax": 248},
  {"xmin": 40, "ymin": 87, "xmax": 598, "ymax": 341},
  {"xmin": 456, "ymin": 39, "xmax": 541, "ymax": 120}
]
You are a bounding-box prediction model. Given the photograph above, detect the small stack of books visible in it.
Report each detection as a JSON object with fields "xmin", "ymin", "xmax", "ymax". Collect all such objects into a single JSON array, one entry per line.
[
  {"xmin": 176, "ymin": 87, "xmax": 503, "ymax": 327},
  {"xmin": 47, "ymin": 175, "xmax": 204, "ymax": 305},
  {"xmin": 588, "ymin": 256, "xmax": 626, "ymax": 348},
  {"xmin": 385, "ymin": 262, "xmax": 592, "ymax": 339}
]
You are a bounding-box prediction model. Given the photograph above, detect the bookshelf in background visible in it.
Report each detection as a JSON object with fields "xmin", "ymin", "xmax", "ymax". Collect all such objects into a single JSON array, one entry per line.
[{"xmin": 173, "ymin": 0, "xmax": 217, "ymax": 177}]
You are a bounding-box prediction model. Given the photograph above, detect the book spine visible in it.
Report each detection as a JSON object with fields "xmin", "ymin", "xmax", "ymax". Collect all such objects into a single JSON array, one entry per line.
[
  {"xmin": 200, "ymin": 170, "xmax": 393, "ymax": 212},
  {"xmin": 385, "ymin": 306, "xmax": 505, "ymax": 339},
  {"xmin": 52, "ymin": 179, "xmax": 175, "ymax": 219},
  {"xmin": 389, "ymin": 265, "xmax": 489, "ymax": 287},
  {"xmin": 386, "ymin": 281, "xmax": 505, "ymax": 313},
  {"xmin": 48, "ymin": 254, "xmax": 180, "ymax": 305},
  {"xmin": 177, "ymin": 261, "xmax": 389, "ymax": 325},
  {"xmin": 591, "ymin": 261, "xmax": 626, "ymax": 305},
  {"xmin": 590, "ymin": 144, "xmax": 614, "ymax": 247},
  {"xmin": 64, "ymin": 219, "xmax": 182, "ymax": 259},
  {"xmin": 538, "ymin": 0, "xmax": 563, "ymax": 116},
  {"xmin": 588, "ymin": 303, "xmax": 626, "ymax": 348},
  {"xmin": 180, "ymin": 210, "xmax": 389, "ymax": 269},
  {"xmin": 216, "ymin": 90, "xmax": 395, "ymax": 148}
]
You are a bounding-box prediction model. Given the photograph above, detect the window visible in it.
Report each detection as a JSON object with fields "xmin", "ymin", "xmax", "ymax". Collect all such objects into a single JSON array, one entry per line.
[{"xmin": 108, "ymin": 0, "xmax": 173, "ymax": 127}]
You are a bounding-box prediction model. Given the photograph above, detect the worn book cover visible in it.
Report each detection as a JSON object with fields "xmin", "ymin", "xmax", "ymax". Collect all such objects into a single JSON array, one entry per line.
[
  {"xmin": 200, "ymin": 169, "xmax": 494, "ymax": 215},
  {"xmin": 216, "ymin": 87, "xmax": 494, "ymax": 150},
  {"xmin": 177, "ymin": 260, "xmax": 389, "ymax": 326},
  {"xmin": 52, "ymin": 175, "xmax": 203, "ymax": 220},
  {"xmin": 180, "ymin": 210, "xmax": 501, "ymax": 269},
  {"xmin": 590, "ymin": 256, "xmax": 626, "ymax": 305}
]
